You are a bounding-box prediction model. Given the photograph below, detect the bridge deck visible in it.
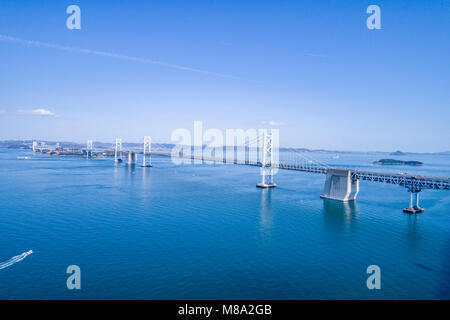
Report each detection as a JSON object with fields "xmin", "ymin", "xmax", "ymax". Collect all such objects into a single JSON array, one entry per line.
[{"xmin": 150, "ymin": 151, "xmax": 450, "ymax": 191}]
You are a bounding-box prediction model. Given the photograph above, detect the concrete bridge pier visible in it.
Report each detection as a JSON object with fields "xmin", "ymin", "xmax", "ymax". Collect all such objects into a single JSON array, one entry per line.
[
  {"xmin": 320, "ymin": 169, "xmax": 359, "ymax": 201},
  {"xmin": 126, "ymin": 151, "xmax": 137, "ymax": 165}
]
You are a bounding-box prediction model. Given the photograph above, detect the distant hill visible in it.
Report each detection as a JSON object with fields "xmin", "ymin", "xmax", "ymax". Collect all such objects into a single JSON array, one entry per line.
[{"xmin": 390, "ymin": 150, "xmax": 406, "ymax": 156}]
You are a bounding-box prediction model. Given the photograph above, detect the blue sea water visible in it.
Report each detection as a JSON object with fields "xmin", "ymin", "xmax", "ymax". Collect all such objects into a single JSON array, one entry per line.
[{"xmin": 0, "ymin": 148, "xmax": 449, "ymax": 299}]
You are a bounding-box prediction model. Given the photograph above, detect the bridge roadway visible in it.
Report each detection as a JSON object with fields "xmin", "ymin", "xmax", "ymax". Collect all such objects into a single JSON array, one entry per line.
[{"xmin": 150, "ymin": 151, "xmax": 450, "ymax": 192}]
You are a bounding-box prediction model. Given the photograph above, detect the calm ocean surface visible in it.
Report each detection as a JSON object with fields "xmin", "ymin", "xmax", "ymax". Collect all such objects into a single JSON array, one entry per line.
[{"xmin": 0, "ymin": 148, "xmax": 449, "ymax": 299}]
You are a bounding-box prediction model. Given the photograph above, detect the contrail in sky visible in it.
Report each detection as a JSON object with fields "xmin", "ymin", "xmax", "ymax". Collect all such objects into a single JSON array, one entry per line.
[{"xmin": 0, "ymin": 34, "xmax": 246, "ymax": 80}]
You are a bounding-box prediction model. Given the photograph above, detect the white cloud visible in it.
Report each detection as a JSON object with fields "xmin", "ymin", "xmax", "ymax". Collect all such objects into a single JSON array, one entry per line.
[
  {"xmin": 17, "ymin": 109, "xmax": 56, "ymax": 116},
  {"xmin": 262, "ymin": 120, "xmax": 286, "ymax": 126}
]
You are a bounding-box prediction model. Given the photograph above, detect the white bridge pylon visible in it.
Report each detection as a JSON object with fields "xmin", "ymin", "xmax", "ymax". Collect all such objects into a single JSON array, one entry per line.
[
  {"xmin": 114, "ymin": 138, "xmax": 122, "ymax": 163},
  {"xmin": 257, "ymin": 132, "xmax": 277, "ymax": 189},
  {"xmin": 142, "ymin": 136, "xmax": 152, "ymax": 167},
  {"xmin": 86, "ymin": 140, "xmax": 93, "ymax": 158}
]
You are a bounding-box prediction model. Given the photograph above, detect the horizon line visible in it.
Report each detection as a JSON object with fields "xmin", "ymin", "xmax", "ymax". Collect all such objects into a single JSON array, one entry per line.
[{"xmin": 0, "ymin": 139, "xmax": 449, "ymax": 155}]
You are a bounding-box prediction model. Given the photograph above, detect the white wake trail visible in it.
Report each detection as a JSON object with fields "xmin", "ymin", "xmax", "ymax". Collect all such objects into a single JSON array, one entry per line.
[{"xmin": 0, "ymin": 250, "xmax": 33, "ymax": 270}]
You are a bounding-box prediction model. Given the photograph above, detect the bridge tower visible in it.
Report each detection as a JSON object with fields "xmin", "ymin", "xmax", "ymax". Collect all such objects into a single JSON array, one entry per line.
[
  {"xmin": 142, "ymin": 136, "xmax": 152, "ymax": 167},
  {"xmin": 257, "ymin": 132, "xmax": 277, "ymax": 188},
  {"xmin": 114, "ymin": 138, "xmax": 122, "ymax": 163},
  {"xmin": 86, "ymin": 140, "xmax": 93, "ymax": 158},
  {"xmin": 32, "ymin": 141, "xmax": 38, "ymax": 152}
]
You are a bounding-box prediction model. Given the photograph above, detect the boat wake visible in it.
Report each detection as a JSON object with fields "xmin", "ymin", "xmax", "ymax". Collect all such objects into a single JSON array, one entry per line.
[{"xmin": 0, "ymin": 250, "xmax": 33, "ymax": 270}]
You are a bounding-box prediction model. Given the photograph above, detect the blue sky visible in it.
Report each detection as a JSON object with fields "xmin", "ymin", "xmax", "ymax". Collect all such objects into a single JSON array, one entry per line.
[{"xmin": 0, "ymin": 0, "xmax": 449, "ymax": 152}]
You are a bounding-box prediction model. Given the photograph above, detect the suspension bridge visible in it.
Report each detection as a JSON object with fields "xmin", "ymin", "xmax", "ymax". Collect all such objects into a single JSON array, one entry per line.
[{"xmin": 35, "ymin": 133, "xmax": 450, "ymax": 214}]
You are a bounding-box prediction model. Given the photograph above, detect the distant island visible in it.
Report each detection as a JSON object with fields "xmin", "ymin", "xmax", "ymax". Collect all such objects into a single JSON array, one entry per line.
[
  {"xmin": 374, "ymin": 159, "xmax": 424, "ymax": 166},
  {"xmin": 390, "ymin": 150, "xmax": 406, "ymax": 156}
]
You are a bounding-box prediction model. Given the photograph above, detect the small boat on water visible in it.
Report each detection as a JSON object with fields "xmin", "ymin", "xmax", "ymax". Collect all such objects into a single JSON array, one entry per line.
[
  {"xmin": 332, "ymin": 155, "xmax": 340, "ymax": 159},
  {"xmin": 17, "ymin": 156, "xmax": 30, "ymax": 159}
]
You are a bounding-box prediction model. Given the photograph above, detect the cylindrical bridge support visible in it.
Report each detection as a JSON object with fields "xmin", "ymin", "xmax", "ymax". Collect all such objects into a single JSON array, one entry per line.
[{"xmin": 403, "ymin": 191, "xmax": 424, "ymax": 214}]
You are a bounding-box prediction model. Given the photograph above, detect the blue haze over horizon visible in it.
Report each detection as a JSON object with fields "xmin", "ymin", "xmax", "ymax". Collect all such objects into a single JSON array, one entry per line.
[{"xmin": 0, "ymin": 0, "xmax": 449, "ymax": 153}]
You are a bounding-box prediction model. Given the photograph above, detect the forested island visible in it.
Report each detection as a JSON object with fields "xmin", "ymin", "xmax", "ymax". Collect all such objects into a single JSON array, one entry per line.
[{"xmin": 374, "ymin": 159, "xmax": 424, "ymax": 166}]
